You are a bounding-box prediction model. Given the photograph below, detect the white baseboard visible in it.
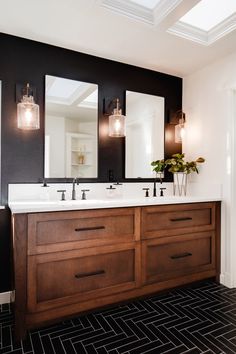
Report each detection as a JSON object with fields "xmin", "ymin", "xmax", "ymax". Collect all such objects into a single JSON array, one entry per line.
[
  {"xmin": 0, "ymin": 291, "xmax": 14, "ymax": 304},
  {"xmin": 220, "ymin": 272, "xmax": 235, "ymax": 288}
]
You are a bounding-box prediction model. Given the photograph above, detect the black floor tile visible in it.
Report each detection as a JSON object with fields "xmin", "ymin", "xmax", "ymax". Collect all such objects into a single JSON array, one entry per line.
[
  {"xmin": 1, "ymin": 281, "xmax": 236, "ymax": 353},
  {"xmin": 94, "ymin": 333, "xmax": 125, "ymax": 350},
  {"xmin": 117, "ymin": 337, "xmax": 150, "ymax": 353},
  {"xmin": 163, "ymin": 344, "xmax": 189, "ymax": 353},
  {"xmin": 128, "ymin": 339, "xmax": 165, "ymax": 354}
]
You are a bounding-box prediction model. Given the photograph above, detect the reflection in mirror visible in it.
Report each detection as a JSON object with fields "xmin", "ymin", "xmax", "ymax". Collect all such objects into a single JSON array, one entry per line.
[
  {"xmin": 45, "ymin": 75, "xmax": 98, "ymax": 178},
  {"xmin": 125, "ymin": 91, "xmax": 164, "ymax": 178}
]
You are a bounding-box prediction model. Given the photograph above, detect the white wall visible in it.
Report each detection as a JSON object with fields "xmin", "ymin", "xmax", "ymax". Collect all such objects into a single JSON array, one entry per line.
[{"xmin": 183, "ymin": 50, "xmax": 236, "ymax": 288}]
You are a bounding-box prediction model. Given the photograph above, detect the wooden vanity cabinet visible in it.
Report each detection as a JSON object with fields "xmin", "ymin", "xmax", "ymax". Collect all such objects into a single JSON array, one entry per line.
[
  {"xmin": 141, "ymin": 202, "xmax": 219, "ymax": 285},
  {"xmin": 12, "ymin": 202, "xmax": 221, "ymax": 340},
  {"xmin": 27, "ymin": 243, "xmax": 140, "ymax": 314},
  {"xmin": 141, "ymin": 202, "xmax": 215, "ymax": 239},
  {"xmin": 142, "ymin": 231, "xmax": 215, "ymax": 284}
]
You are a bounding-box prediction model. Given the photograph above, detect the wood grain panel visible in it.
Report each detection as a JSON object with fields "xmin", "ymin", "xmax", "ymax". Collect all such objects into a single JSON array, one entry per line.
[
  {"xmin": 27, "ymin": 242, "xmax": 140, "ymax": 312},
  {"xmin": 141, "ymin": 202, "xmax": 215, "ymax": 239},
  {"xmin": 142, "ymin": 232, "xmax": 215, "ymax": 284},
  {"xmin": 25, "ymin": 269, "xmax": 217, "ymax": 328},
  {"xmin": 12, "ymin": 213, "xmax": 28, "ymax": 341},
  {"xmin": 28, "ymin": 207, "xmax": 140, "ymax": 254}
]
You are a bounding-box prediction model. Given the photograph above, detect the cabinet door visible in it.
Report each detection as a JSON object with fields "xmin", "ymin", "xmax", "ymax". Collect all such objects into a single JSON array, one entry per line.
[
  {"xmin": 141, "ymin": 203, "xmax": 215, "ymax": 239},
  {"xmin": 27, "ymin": 242, "xmax": 141, "ymax": 312},
  {"xmin": 142, "ymin": 232, "xmax": 215, "ymax": 285}
]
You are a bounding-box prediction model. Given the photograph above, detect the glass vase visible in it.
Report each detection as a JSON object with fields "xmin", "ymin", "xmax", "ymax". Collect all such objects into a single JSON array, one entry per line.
[{"xmin": 173, "ymin": 172, "xmax": 188, "ymax": 196}]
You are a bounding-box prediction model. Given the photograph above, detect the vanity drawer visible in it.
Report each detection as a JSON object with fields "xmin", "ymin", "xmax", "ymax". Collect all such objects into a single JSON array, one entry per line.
[
  {"xmin": 28, "ymin": 207, "xmax": 140, "ymax": 254},
  {"xmin": 27, "ymin": 243, "xmax": 140, "ymax": 312},
  {"xmin": 141, "ymin": 202, "xmax": 215, "ymax": 239},
  {"xmin": 142, "ymin": 232, "xmax": 215, "ymax": 284}
]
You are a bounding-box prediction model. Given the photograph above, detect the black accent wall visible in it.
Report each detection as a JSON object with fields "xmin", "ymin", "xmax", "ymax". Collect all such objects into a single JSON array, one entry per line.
[{"xmin": 0, "ymin": 33, "xmax": 182, "ymax": 292}]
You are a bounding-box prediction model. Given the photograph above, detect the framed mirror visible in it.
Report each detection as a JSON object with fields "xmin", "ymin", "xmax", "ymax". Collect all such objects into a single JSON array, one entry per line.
[
  {"xmin": 125, "ymin": 90, "xmax": 164, "ymax": 178},
  {"xmin": 45, "ymin": 75, "xmax": 98, "ymax": 178}
]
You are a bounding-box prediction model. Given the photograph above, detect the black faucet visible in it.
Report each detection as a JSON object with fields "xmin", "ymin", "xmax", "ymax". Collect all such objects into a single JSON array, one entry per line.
[
  {"xmin": 72, "ymin": 178, "xmax": 79, "ymax": 200},
  {"xmin": 153, "ymin": 178, "xmax": 157, "ymax": 197}
]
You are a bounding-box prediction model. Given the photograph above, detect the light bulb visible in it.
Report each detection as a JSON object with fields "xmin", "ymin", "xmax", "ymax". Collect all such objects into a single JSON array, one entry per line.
[
  {"xmin": 25, "ymin": 108, "xmax": 33, "ymax": 125},
  {"xmin": 108, "ymin": 99, "xmax": 125, "ymax": 137},
  {"xmin": 180, "ymin": 126, "xmax": 185, "ymax": 140},
  {"xmin": 114, "ymin": 119, "xmax": 121, "ymax": 132},
  {"xmin": 174, "ymin": 114, "xmax": 185, "ymax": 143},
  {"xmin": 17, "ymin": 84, "xmax": 40, "ymax": 130}
]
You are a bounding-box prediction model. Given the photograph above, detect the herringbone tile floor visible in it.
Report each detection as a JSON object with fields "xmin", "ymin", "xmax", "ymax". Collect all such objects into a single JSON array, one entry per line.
[{"xmin": 1, "ymin": 281, "xmax": 236, "ymax": 353}]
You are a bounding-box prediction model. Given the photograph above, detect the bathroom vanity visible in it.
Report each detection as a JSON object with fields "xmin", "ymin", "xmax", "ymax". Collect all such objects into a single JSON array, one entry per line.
[{"xmin": 11, "ymin": 199, "xmax": 221, "ymax": 340}]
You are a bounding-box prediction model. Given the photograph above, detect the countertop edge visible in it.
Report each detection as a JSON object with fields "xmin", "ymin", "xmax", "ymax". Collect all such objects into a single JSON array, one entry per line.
[{"xmin": 9, "ymin": 197, "xmax": 222, "ymax": 214}]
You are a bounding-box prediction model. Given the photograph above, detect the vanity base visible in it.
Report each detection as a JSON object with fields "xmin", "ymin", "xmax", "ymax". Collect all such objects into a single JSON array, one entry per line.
[
  {"xmin": 15, "ymin": 273, "xmax": 218, "ymax": 342},
  {"xmin": 26, "ymin": 272, "xmax": 217, "ymax": 325},
  {"xmin": 12, "ymin": 202, "xmax": 221, "ymax": 341}
]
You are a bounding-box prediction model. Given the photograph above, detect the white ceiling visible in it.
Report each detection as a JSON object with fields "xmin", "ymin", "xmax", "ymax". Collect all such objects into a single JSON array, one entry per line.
[{"xmin": 1, "ymin": 0, "xmax": 236, "ymax": 77}]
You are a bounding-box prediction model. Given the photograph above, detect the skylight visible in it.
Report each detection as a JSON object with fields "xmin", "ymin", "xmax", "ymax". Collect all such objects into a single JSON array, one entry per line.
[
  {"xmin": 129, "ymin": 0, "xmax": 161, "ymax": 10},
  {"xmin": 83, "ymin": 89, "xmax": 98, "ymax": 104},
  {"xmin": 47, "ymin": 77, "xmax": 82, "ymax": 99},
  {"xmin": 180, "ymin": 0, "xmax": 236, "ymax": 31},
  {"xmin": 78, "ymin": 89, "xmax": 98, "ymax": 109}
]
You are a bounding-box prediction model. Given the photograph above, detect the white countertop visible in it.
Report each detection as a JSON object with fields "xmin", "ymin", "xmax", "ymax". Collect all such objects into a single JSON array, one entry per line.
[
  {"xmin": 0, "ymin": 206, "xmax": 5, "ymax": 210},
  {"xmin": 9, "ymin": 196, "xmax": 221, "ymax": 214}
]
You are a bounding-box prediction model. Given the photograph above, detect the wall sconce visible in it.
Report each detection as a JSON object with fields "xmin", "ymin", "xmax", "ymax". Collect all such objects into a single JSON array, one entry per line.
[
  {"xmin": 17, "ymin": 83, "xmax": 40, "ymax": 130},
  {"xmin": 174, "ymin": 110, "xmax": 186, "ymax": 143},
  {"xmin": 108, "ymin": 98, "xmax": 126, "ymax": 137}
]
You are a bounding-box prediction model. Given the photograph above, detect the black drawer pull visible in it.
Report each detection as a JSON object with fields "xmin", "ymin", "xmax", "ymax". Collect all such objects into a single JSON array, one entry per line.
[
  {"xmin": 170, "ymin": 217, "xmax": 193, "ymax": 222},
  {"xmin": 75, "ymin": 226, "xmax": 105, "ymax": 232},
  {"xmin": 75, "ymin": 270, "xmax": 105, "ymax": 279},
  {"xmin": 171, "ymin": 252, "xmax": 192, "ymax": 259}
]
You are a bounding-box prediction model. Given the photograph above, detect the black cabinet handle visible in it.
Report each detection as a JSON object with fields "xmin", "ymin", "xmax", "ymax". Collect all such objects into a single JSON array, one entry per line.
[
  {"xmin": 170, "ymin": 252, "xmax": 192, "ymax": 259},
  {"xmin": 170, "ymin": 217, "xmax": 192, "ymax": 222},
  {"xmin": 75, "ymin": 270, "xmax": 105, "ymax": 279},
  {"xmin": 75, "ymin": 226, "xmax": 105, "ymax": 232}
]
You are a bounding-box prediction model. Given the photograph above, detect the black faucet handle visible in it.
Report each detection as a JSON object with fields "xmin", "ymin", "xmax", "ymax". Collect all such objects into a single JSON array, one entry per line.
[
  {"xmin": 81, "ymin": 189, "xmax": 90, "ymax": 200},
  {"xmin": 160, "ymin": 187, "xmax": 166, "ymax": 197},
  {"xmin": 142, "ymin": 188, "xmax": 150, "ymax": 197},
  {"xmin": 57, "ymin": 189, "xmax": 66, "ymax": 201}
]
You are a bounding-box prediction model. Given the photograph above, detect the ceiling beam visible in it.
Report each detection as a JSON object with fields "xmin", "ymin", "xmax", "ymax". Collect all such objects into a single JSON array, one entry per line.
[{"xmin": 155, "ymin": 0, "xmax": 201, "ymax": 30}]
